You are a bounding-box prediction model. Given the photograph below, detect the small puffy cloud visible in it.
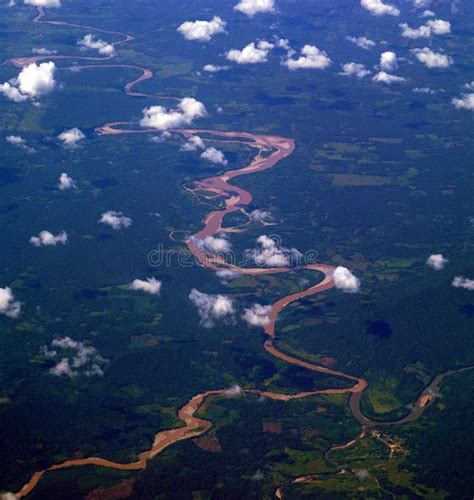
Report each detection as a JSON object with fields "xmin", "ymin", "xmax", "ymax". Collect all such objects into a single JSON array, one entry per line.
[
  {"xmin": 58, "ymin": 127, "xmax": 85, "ymax": 147},
  {"xmin": 234, "ymin": 0, "xmax": 275, "ymax": 17},
  {"xmin": 5, "ymin": 135, "xmax": 35, "ymax": 153},
  {"xmin": 78, "ymin": 34, "xmax": 115, "ymax": 56},
  {"xmin": 177, "ymin": 16, "xmax": 226, "ymax": 42},
  {"xmin": 0, "ymin": 62, "xmax": 56, "ymax": 102},
  {"xmin": 226, "ymin": 41, "xmax": 273, "ymax": 64},
  {"xmin": 24, "ymin": 0, "xmax": 61, "ymax": 6},
  {"xmin": 32, "ymin": 47, "xmax": 58, "ymax": 55},
  {"xmin": 426, "ymin": 254, "xmax": 448, "ymax": 270},
  {"xmin": 361, "ymin": 0, "xmax": 400, "ymax": 16},
  {"xmin": 412, "ymin": 48, "xmax": 453, "ymax": 68},
  {"xmin": 413, "ymin": 86, "xmax": 435, "ymax": 94},
  {"xmin": 247, "ymin": 235, "xmax": 301, "ymax": 267},
  {"xmin": 465, "ymin": 82, "xmax": 474, "ymax": 90},
  {"xmin": 380, "ymin": 51, "xmax": 397, "ymax": 71},
  {"xmin": 426, "ymin": 19, "xmax": 451, "ymax": 34},
  {"xmin": 201, "ymin": 147, "xmax": 228, "ymax": 165},
  {"xmin": 340, "ymin": 62, "xmax": 371, "ymax": 78},
  {"xmin": 345, "ymin": 36, "xmax": 376, "ymax": 50},
  {"xmin": 333, "ymin": 266, "xmax": 360, "ymax": 293},
  {"xmin": 224, "ymin": 384, "xmax": 243, "ymax": 397},
  {"xmin": 400, "ymin": 19, "xmax": 451, "ymax": 38},
  {"xmin": 0, "ymin": 287, "xmax": 21, "ymax": 319},
  {"xmin": 421, "ymin": 9, "xmax": 435, "ymax": 17},
  {"xmin": 193, "ymin": 235, "xmax": 232, "ymax": 254},
  {"xmin": 277, "ymin": 38, "xmax": 291, "ymax": 50},
  {"xmin": 413, "ymin": 0, "xmax": 431, "ymax": 7},
  {"xmin": 30, "ymin": 230, "xmax": 68, "ymax": 247},
  {"xmin": 452, "ymin": 93, "xmax": 474, "ymax": 111},
  {"xmin": 140, "ymin": 98, "xmax": 207, "ymax": 130},
  {"xmin": 130, "ymin": 277, "xmax": 162, "ymax": 295},
  {"xmin": 150, "ymin": 131, "xmax": 172, "ymax": 144},
  {"xmin": 452, "ymin": 277, "xmax": 474, "ymax": 291},
  {"xmin": 58, "ymin": 173, "xmax": 76, "ymax": 190},
  {"xmin": 216, "ymin": 269, "xmax": 241, "ymax": 284},
  {"xmin": 282, "ymin": 44, "xmax": 331, "ymax": 70},
  {"xmin": 189, "ymin": 288, "xmax": 235, "ymax": 328},
  {"xmin": 242, "ymin": 303, "xmax": 272, "ymax": 327},
  {"xmin": 181, "ymin": 135, "xmax": 205, "ymax": 151},
  {"xmin": 6, "ymin": 135, "xmax": 25, "ymax": 146},
  {"xmin": 251, "ymin": 209, "xmax": 273, "ymax": 223},
  {"xmin": 99, "ymin": 211, "xmax": 132, "ymax": 230},
  {"xmin": 372, "ymin": 71, "xmax": 405, "ymax": 84},
  {"xmin": 203, "ymin": 64, "xmax": 230, "ymax": 73},
  {"xmin": 43, "ymin": 337, "xmax": 107, "ymax": 378}
]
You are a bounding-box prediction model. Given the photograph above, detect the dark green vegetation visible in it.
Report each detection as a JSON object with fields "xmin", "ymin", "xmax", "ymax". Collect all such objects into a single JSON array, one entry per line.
[{"xmin": 0, "ymin": 0, "xmax": 473, "ymax": 498}]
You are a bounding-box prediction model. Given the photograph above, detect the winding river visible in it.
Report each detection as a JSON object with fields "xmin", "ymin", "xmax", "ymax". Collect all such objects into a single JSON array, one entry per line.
[{"xmin": 8, "ymin": 6, "xmax": 473, "ymax": 498}]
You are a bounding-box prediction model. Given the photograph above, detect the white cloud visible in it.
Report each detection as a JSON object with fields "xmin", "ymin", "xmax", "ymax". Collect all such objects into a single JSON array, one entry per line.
[
  {"xmin": 413, "ymin": 86, "xmax": 435, "ymax": 94},
  {"xmin": 426, "ymin": 254, "xmax": 448, "ymax": 270},
  {"xmin": 250, "ymin": 209, "xmax": 273, "ymax": 222},
  {"xmin": 44, "ymin": 337, "xmax": 107, "ymax": 378},
  {"xmin": 465, "ymin": 82, "xmax": 474, "ymax": 90},
  {"xmin": 247, "ymin": 235, "xmax": 301, "ymax": 267},
  {"xmin": 203, "ymin": 64, "xmax": 230, "ymax": 73},
  {"xmin": 412, "ymin": 47, "xmax": 453, "ymax": 68},
  {"xmin": 181, "ymin": 135, "xmax": 205, "ymax": 151},
  {"xmin": 452, "ymin": 93, "xmax": 474, "ymax": 111},
  {"xmin": 399, "ymin": 19, "xmax": 451, "ymax": 39},
  {"xmin": 226, "ymin": 41, "xmax": 273, "ymax": 64},
  {"xmin": 58, "ymin": 127, "xmax": 85, "ymax": 147},
  {"xmin": 224, "ymin": 384, "xmax": 243, "ymax": 397},
  {"xmin": 140, "ymin": 98, "xmax": 207, "ymax": 130},
  {"xmin": 32, "ymin": 47, "xmax": 58, "ymax": 55},
  {"xmin": 192, "ymin": 235, "xmax": 232, "ymax": 254},
  {"xmin": 177, "ymin": 16, "xmax": 226, "ymax": 42},
  {"xmin": 5, "ymin": 135, "xmax": 35, "ymax": 153},
  {"xmin": 340, "ymin": 62, "xmax": 371, "ymax": 78},
  {"xmin": 372, "ymin": 71, "xmax": 406, "ymax": 84},
  {"xmin": 361, "ymin": 0, "xmax": 400, "ymax": 16},
  {"xmin": 30, "ymin": 230, "xmax": 68, "ymax": 247},
  {"xmin": 421, "ymin": 9, "xmax": 435, "ymax": 17},
  {"xmin": 0, "ymin": 62, "xmax": 56, "ymax": 102},
  {"xmin": 333, "ymin": 266, "xmax": 360, "ymax": 293},
  {"xmin": 149, "ymin": 131, "xmax": 172, "ymax": 144},
  {"xmin": 413, "ymin": 0, "xmax": 431, "ymax": 7},
  {"xmin": 277, "ymin": 38, "xmax": 291, "ymax": 50},
  {"xmin": 6, "ymin": 135, "xmax": 25, "ymax": 146},
  {"xmin": 345, "ymin": 36, "xmax": 376, "ymax": 50},
  {"xmin": 452, "ymin": 277, "xmax": 474, "ymax": 290},
  {"xmin": 380, "ymin": 51, "xmax": 398, "ymax": 72},
  {"xmin": 78, "ymin": 34, "xmax": 115, "ymax": 56},
  {"xmin": 58, "ymin": 173, "xmax": 76, "ymax": 190},
  {"xmin": 242, "ymin": 303, "xmax": 272, "ymax": 327},
  {"xmin": 0, "ymin": 287, "xmax": 21, "ymax": 319},
  {"xmin": 201, "ymin": 147, "xmax": 228, "ymax": 165},
  {"xmin": 216, "ymin": 269, "xmax": 241, "ymax": 284},
  {"xmin": 24, "ymin": 0, "xmax": 61, "ymax": 7},
  {"xmin": 130, "ymin": 277, "xmax": 162, "ymax": 295},
  {"xmin": 282, "ymin": 44, "xmax": 331, "ymax": 70},
  {"xmin": 99, "ymin": 211, "xmax": 132, "ymax": 230},
  {"xmin": 189, "ymin": 288, "xmax": 235, "ymax": 328},
  {"xmin": 234, "ymin": 0, "xmax": 275, "ymax": 17}
]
